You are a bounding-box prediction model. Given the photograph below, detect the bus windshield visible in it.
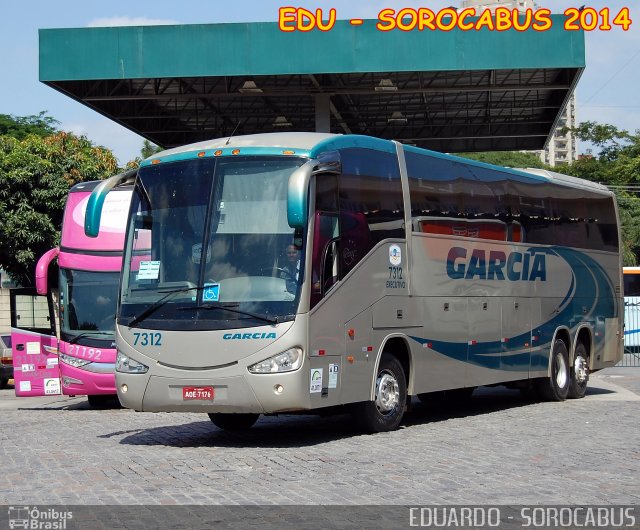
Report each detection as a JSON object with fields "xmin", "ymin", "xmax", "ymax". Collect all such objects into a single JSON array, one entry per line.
[
  {"xmin": 60, "ymin": 269, "xmax": 119, "ymax": 340},
  {"xmin": 119, "ymin": 155, "xmax": 307, "ymax": 330}
]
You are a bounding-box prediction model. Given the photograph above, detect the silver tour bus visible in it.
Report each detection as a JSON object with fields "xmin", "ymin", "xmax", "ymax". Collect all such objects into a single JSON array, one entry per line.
[{"xmin": 85, "ymin": 133, "xmax": 623, "ymax": 432}]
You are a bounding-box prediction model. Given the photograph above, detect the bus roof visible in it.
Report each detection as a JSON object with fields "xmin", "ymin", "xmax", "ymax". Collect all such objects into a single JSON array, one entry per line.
[{"xmin": 143, "ymin": 132, "xmax": 612, "ymax": 196}]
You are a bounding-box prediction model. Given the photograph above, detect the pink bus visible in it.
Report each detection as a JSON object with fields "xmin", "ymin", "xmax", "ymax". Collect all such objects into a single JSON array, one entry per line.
[{"xmin": 11, "ymin": 174, "xmax": 134, "ymax": 406}]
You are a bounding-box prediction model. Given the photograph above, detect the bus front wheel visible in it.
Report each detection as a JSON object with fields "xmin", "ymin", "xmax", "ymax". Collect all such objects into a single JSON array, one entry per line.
[
  {"xmin": 208, "ymin": 413, "xmax": 260, "ymax": 431},
  {"xmin": 568, "ymin": 342, "xmax": 589, "ymax": 399},
  {"xmin": 355, "ymin": 354, "xmax": 407, "ymax": 433},
  {"xmin": 536, "ymin": 339, "xmax": 570, "ymax": 401}
]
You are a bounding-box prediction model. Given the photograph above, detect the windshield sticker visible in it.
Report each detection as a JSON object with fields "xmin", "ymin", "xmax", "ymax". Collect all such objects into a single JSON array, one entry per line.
[
  {"xmin": 329, "ymin": 363, "xmax": 339, "ymax": 389},
  {"xmin": 19, "ymin": 381, "xmax": 31, "ymax": 392},
  {"xmin": 138, "ymin": 260, "xmax": 160, "ymax": 280},
  {"xmin": 192, "ymin": 243, "xmax": 211, "ymax": 264},
  {"xmin": 203, "ymin": 283, "xmax": 221, "ymax": 303},
  {"xmin": 310, "ymin": 368, "xmax": 323, "ymax": 393},
  {"xmin": 389, "ymin": 244, "xmax": 402, "ymax": 266}
]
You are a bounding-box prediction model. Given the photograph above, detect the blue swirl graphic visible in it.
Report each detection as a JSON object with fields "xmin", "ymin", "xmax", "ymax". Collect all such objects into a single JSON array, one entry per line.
[{"xmin": 410, "ymin": 246, "xmax": 617, "ymax": 371}]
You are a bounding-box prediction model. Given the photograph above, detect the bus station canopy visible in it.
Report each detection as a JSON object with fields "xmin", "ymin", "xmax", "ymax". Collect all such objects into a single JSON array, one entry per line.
[{"xmin": 39, "ymin": 17, "xmax": 584, "ymax": 152}]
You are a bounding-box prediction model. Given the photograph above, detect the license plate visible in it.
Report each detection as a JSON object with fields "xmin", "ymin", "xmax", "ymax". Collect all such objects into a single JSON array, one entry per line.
[{"xmin": 182, "ymin": 386, "xmax": 214, "ymax": 400}]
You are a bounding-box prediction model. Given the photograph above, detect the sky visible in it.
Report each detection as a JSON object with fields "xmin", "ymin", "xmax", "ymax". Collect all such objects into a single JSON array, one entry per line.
[{"xmin": 1, "ymin": 0, "xmax": 638, "ymax": 166}]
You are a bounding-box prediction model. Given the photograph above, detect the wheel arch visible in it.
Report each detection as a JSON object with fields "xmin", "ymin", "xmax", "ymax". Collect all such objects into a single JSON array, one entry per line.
[
  {"xmin": 573, "ymin": 325, "xmax": 593, "ymax": 365},
  {"xmin": 549, "ymin": 327, "xmax": 571, "ymax": 377},
  {"xmin": 369, "ymin": 334, "xmax": 412, "ymax": 400}
]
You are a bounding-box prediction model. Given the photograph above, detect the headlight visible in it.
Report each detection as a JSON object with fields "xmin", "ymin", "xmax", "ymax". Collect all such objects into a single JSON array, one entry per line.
[
  {"xmin": 59, "ymin": 353, "xmax": 91, "ymax": 368},
  {"xmin": 115, "ymin": 351, "xmax": 149, "ymax": 374},
  {"xmin": 248, "ymin": 347, "xmax": 303, "ymax": 374}
]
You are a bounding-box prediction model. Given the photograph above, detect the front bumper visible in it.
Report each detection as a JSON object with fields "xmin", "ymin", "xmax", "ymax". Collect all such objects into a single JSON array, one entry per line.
[
  {"xmin": 60, "ymin": 363, "xmax": 116, "ymax": 396},
  {"xmin": 117, "ymin": 366, "xmax": 311, "ymax": 413}
]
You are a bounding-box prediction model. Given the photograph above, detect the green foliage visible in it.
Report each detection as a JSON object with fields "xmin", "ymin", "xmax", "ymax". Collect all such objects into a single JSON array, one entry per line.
[
  {"xmin": 0, "ymin": 132, "xmax": 119, "ymax": 286},
  {"xmin": 124, "ymin": 140, "xmax": 164, "ymax": 170},
  {"xmin": 457, "ymin": 151, "xmax": 549, "ymax": 170},
  {"xmin": 0, "ymin": 111, "xmax": 59, "ymax": 140},
  {"xmin": 141, "ymin": 139, "xmax": 163, "ymax": 159}
]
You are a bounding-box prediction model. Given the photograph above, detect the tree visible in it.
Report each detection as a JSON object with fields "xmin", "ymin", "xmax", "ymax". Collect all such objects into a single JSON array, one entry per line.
[
  {"xmin": 457, "ymin": 151, "xmax": 549, "ymax": 169},
  {"xmin": 141, "ymin": 139, "xmax": 163, "ymax": 159},
  {"xmin": 124, "ymin": 140, "xmax": 164, "ymax": 170},
  {"xmin": 0, "ymin": 132, "xmax": 119, "ymax": 286},
  {"xmin": 558, "ymin": 121, "xmax": 640, "ymax": 185},
  {"xmin": 0, "ymin": 111, "xmax": 59, "ymax": 140}
]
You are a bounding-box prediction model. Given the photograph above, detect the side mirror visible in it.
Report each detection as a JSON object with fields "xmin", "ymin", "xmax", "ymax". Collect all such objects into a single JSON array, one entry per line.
[
  {"xmin": 35, "ymin": 248, "xmax": 59, "ymax": 295},
  {"xmin": 85, "ymin": 169, "xmax": 137, "ymax": 237},
  {"xmin": 287, "ymin": 161, "xmax": 315, "ymax": 229}
]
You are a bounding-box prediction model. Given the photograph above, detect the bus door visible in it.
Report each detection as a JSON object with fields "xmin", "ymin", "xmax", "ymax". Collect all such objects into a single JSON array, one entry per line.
[{"xmin": 10, "ymin": 287, "xmax": 60, "ymax": 397}]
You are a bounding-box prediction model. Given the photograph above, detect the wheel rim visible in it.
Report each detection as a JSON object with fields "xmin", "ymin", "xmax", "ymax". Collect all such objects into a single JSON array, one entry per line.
[
  {"xmin": 574, "ymin": 355, "xmax": 589, "ymax": 384},
  {"xmin": 375, "ymin": 370, "xmax": 400, "ymax": 414},
  {"xmin": 554, "ymin": 352, "xmax": 568, "ymax": 388}
]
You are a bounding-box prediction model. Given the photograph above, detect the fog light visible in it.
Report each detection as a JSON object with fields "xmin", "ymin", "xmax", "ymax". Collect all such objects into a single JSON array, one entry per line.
[
  {"xmin": 62, "ymin": 376, "xmax": 83, "ymax": 387},
  {"xmin": 274, "ymin": 384, "xmax": 284, "ymax": 394},
  {"xmin": 121, "ymin": 384, "xmax": 128, "ymax": 394}
]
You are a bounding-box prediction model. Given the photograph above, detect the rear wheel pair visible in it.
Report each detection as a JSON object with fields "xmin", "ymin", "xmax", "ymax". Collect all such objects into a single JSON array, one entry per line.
[{"xmin": 536, "ymin": 339, "xmax": 589, "ymax": 401}]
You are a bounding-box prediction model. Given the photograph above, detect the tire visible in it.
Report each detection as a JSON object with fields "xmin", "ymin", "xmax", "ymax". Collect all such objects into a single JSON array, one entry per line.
[
  {"xmin": 536, "ymin": 338, "xmax": 570, "ymax": 401},
  {"xmin": 0, "ymin": 377, "xmax": 8, "ymax": 389},
  {"xmin": 354, "ymin": 354, "xmax": 407, "ymax": 433},
  {"xmin": 568, "ymin": 342, "xmax": 589, "ymax": 399},
  {"xmin": 208, "ymin": 413, "xmax": 260, "ymax": 431}
]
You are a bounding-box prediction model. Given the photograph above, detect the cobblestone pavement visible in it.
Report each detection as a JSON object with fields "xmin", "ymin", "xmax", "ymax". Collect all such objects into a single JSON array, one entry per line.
[{"xmin": 0, "ymin": 368, "xmax": 638, "ymax": 506}]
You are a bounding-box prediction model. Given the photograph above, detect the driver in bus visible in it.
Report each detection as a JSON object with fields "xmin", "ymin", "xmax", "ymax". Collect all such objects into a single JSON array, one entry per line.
[{"xmin": 281, "ymin": 244, "xmax": 301, "ymax": 293}]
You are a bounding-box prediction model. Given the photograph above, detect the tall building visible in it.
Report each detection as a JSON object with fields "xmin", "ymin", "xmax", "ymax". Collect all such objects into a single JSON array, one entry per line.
[{"xmin": 459, "ymin": 0, "xmax": 578, "ymax": 166}]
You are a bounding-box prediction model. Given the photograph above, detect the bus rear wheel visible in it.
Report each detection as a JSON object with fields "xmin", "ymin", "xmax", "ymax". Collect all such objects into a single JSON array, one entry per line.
[
  {"xmin": 355, "ymin": 354, "xmax": 407, "ymax": 433},
  {"xmin": 208, "ymin": 413, "xmax": 260, "ymax": 431},
  {"xmin": 568, "ymin": 342, "xmax": 589, "ymax": 399},
  {"xmin": 536, "ymin": 339, "xmax": 570, "ymax": 401}
]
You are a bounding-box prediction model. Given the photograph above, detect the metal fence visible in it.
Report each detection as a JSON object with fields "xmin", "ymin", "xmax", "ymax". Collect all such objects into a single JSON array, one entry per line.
[{"xmin": 620, "ymin": 297, "xmax": 640, "ymax": 367}]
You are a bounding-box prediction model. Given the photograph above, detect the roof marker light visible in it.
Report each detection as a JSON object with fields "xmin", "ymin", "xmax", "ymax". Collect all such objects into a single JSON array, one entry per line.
[
  {"xmin": 197, "ymin": 151, "xmax": 206, "ymax": 157},
  {"xmin": 214, "ymin": 150, "xmax": 223, "ymax": 156},
  {"xmin": 232, "ymin": 149, "xmax": 240, "ymax": 155},
  {"xmin": 283, "ymin": 150, "xmax": 295, "ymax": 155},
  {"xmin": 151, "ymin": 159, "xmax": 161, "ymax": 165}
]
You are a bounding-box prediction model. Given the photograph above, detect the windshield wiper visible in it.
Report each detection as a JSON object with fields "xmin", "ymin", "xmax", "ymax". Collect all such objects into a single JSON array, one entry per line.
[
  {"xmin": 67, "ymin": 331, "xmax": 113, "ymax": 344},
  {"xmin": 177, "ymin": 303, "xmax": 279, "ymax": 325},
  {"xmin": 127, "ymin": 286, "xmax": 204, "ymax": 327}
]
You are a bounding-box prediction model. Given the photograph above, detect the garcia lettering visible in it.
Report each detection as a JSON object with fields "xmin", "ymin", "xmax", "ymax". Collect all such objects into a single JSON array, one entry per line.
[
  {"xmin": 446, "ymin": 247, "xmax": 546, "ymax": 281},
  {"xmin": 223, "ymin": 332, "xmax": 277, "ymax": 340}
]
